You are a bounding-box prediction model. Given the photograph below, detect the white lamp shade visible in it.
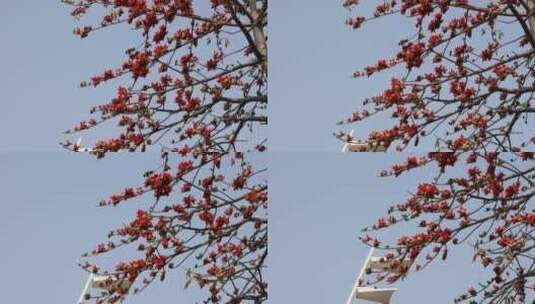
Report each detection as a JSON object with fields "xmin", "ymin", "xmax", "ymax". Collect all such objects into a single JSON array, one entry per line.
[
  {"xmin": 355, "ymin": 287, "xmax": 397, "ymax": 304},
  {"xmin": 345, "ymin": 248, "xmax": 404, "ymax": 304}
]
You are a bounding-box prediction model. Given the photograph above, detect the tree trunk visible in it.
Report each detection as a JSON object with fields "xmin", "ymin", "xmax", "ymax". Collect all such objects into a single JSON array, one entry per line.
[
  {"xmin": 529, "ymin": 0, "xmax": 535, "ymax": 42},
  {"xmin": 248, "ymin": 0, "xmax": 267, "ymax": 59}
]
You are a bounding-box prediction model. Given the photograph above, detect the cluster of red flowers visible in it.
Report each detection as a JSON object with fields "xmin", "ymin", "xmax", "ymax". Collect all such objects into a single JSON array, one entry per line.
[
  {"xmin": 397, "ymin": 42, "xmax": 426, "ymax": 69},
  {"xmin": 106, "ymin": 187, "xmax": 140, "ymax": 206},
  {"xmin": 144, "ymin": 172, "xmax": 174, "ymax": 198},
  {"xmin": 232, "ymin": 166, "xmax": 254, "ymax": 190}
]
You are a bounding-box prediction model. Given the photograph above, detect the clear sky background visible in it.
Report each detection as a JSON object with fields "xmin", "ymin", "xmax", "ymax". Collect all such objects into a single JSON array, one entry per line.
[
  {"xmin": 0, "ymin": 153, "xmax": 207, "ymax": 303},
  {"xmin": 269, "ymin": 153, "xmax": 497, "ymax": 304},
  {"xmin": 0, "ymin": 2, "xmax": 253, "ymax": 303},
  {"xmin": 0, "ymin": 1, "xmax": 141, "ymax": 152}
]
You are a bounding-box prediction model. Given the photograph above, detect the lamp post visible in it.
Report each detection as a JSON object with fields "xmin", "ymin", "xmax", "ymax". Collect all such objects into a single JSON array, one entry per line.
[{"xmin": 345, "ymin": 247, "xmax": 402, "ymax": 304}]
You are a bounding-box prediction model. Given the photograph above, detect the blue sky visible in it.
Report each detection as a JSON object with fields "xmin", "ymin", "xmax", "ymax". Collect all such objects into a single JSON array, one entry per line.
[
  {"xmin": 0, "ymin": 149, "xmax": 267, "ymax": 304},
  {"xmin": 0, "ymin": 2, "xmax": 139, "ymax": 152},
  {"xmin": 0, "ymin": 153, "xmax": 206, "ymax": 303},
  {"xmin": 269, "ymin": 153, "xmax": 492, "ymax": 304}
]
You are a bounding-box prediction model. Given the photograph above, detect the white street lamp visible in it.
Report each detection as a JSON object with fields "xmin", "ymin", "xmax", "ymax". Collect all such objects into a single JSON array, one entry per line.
[
  {"xmin": 345, "ymin": 248, "xmax": 401, "ymax": 304},
  {"xmin": 77, "ymin": 273, "xmax": 132, "ymax": 304}
]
